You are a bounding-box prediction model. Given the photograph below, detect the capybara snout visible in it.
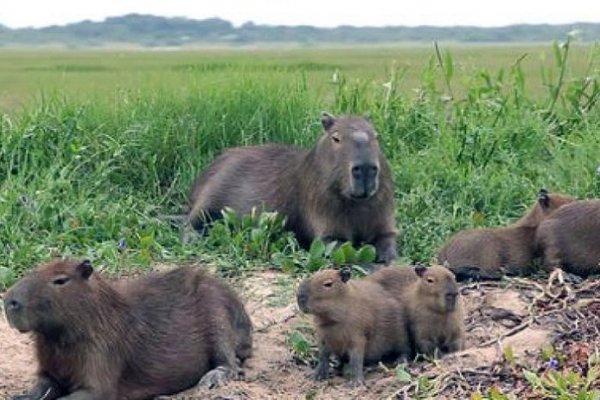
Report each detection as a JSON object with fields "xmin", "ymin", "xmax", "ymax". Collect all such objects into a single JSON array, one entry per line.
[
  {"xmin": 296, "ymin": 280, "xmax": 310, "ymax": 313},
  {"xmin": 350, "ymin": 162, "xmax": 379, "ymax": 199}
]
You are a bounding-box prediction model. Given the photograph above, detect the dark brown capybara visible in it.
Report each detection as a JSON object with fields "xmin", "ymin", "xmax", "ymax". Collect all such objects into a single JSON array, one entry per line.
[
  {"xmin": 403, "ymin": 265, "xmax": 465, "ymax": 357},
  {"xmin": 296, "ymin": 268, "xmax": 410, "ymax": 386},
  {"xmin": 536, "ymin": 199, "xmax": 600, "ymax": 277},
  {"xmin": 437, "ymin": 189, "xmax": 575, "ymax": 281},
  {"xmin": 185, "ymin": 113, "xmax": 398, "ymax": 264},
  {"xmin": 4, "ymin": 259, "xmax": 253, "ymax": 400}
]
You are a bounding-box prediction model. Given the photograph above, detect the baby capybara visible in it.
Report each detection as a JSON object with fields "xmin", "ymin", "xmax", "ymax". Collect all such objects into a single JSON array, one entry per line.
[
  {"xmin": 186, "ymin": 113, "xmax": 398, "ymax": 264},
  {"xmin": 437, "ymin": 189, "xmax": 575, "ymax": 280},
  {"xmin": 404, "ymin": 265, "xmax": 465, "ymax": 357},
  {"xmin": 536, "ymin": 199, "xmax": 600, "ymax": 277},
  {"xmin": 296, "ymin": 268, "xmax": 410, "ymax": 386},
  {"xmin": 4, "ymin": 259, "xmax": 253, "ymax": 400}
]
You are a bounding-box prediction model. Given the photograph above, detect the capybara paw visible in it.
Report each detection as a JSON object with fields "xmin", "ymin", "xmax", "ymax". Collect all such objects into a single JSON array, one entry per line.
[
  {"xmin": 348, "ymin": 378, "xmax": 367, "ymax": 388},
  {"xmin": 197, "ymin": 366, "xmax": 233, "ymax": 389},
  {"xmin": 314, "ymin": 369, "xmax": 329, "ymax": 381}
]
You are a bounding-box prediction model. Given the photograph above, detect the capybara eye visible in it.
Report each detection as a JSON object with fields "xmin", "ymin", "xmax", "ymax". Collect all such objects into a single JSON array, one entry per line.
[
  {"xmin": 331, "ymin": 132, "xmax": 341, "ymax": 143},
  {"xmin": 52, "ymin": 277, "xmax": 71, "ymax": 286},
  {"xmin": 426, "ymin": 277, "xmax": 435, "ymax": 284},
  {"xmin": 323, "ymin": 280, "xmax": 333, "ymax": 288}
]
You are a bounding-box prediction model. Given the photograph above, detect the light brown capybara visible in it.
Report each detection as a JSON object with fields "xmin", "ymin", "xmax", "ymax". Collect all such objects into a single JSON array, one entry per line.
[
  {"xmin": 437, "ymin": 189, "xmax": 575, "ymax": 281},
  {"xmin": 536, "ymin": 199, "xmax": 600, "ymax": 277},
  {"xmin": 403, "ymin": 265, "xmax": 465, "ymax": 357},
  {"xmin": 4, "ymin": 259, "xmax": 253, "ymax": 400},
  {"xmin": 185, "ymin": 113, "xmax": 398, "ymax": 264},
  {"xmin": 296, "ymin": 268, "xmax": 410, "ymax": 386}
]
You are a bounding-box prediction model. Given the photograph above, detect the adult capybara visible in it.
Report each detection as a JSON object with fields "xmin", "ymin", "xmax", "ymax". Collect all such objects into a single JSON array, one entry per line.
[
  {"xmin": 296, "ymin": 268, "xmax": 410, "ymax": 386},
  {"xmin": 403, "ymin": 265, "xmax": 465, "ymax": 357},
  {"xmin": 185, "ymin": 113, "xmax": 398, "ymax": 264},
  {"xmin": 536, "ymin": 199, "xmax": 600, "ymax": 277},
  {"xmin": 437, "ymin": 189, "xmax": 575, "ymax": 280},
  {"xmin": 4, "ymin": 259, "xmax": 253, "ymax": 400}
]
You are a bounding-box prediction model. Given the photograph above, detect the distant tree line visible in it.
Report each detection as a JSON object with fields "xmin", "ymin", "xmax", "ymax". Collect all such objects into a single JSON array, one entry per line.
[{"xmin": 0, "ymin": 14, "xmax": 598, "ymax": 46}]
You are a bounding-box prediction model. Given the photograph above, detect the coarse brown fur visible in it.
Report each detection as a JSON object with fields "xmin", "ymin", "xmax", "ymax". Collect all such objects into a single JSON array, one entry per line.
[
  {"xmin": 403, "ymin": 265, "xmax": 465, "ymax": 357},
  {"xmin": 185, "ymin": 113, "xmax": 398, "ymax": 264},
  {"xmin": 4, "ymin": 259, "xmax": 253, "ymax": 400},
  {"xmin": 296, "ymin": 268, "xmax": 410, "ymax": 386},
  {"xmin": 437, "ymin": 189, "xmax": 575, "ymax": 281},
  {"xmin": 536, "ymin": 199, "xmax": 600, "ymax": 277}
]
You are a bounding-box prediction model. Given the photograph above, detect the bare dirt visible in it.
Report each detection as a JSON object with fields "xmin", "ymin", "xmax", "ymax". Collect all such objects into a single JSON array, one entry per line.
[{"xmin": 1, "ymin": 267, "xmax": 599, "ymax": 399}]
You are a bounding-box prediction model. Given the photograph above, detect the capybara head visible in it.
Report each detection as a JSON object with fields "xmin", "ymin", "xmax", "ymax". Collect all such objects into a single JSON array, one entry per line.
[
  {"xmin": 317, "ymin": 113, "xmax": 383, "ymax": 200},
  {"xmin": 520, "ymin": 188, "xmax": 576, "ymax": 226},
  {"xmin": 4, "ymin": 259, "xmax": 95, "ymax": 335},
  {"xmin": 414, "ymin": 265, "xmax": 460, "ymax": 313},
  {"xmin": 297, "ymin": 268, "xmax": 352, "ymax": 314}
]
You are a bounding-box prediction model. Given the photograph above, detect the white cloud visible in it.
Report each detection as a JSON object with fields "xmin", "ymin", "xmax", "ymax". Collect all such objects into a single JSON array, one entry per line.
[{"xmin": 1, "ymin": 0, "xmax": 599, "ymax": 28}]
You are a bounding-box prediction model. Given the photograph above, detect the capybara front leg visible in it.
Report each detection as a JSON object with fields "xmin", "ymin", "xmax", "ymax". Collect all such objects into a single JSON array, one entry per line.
[
  {"xmin": 197, "ymin": 338, "xmax": 240, "ymax": 389},
  {"xmin": 373, "ymin": 234, "xmax": 397, "ymax": 265},
  {"xmin": 12, "ymin": 374, "xmax": 63, "ymax": 400},
  {"xmin": 314, "ymin": 340, "xmax": 332, "ymax": 381},
  {"xmin": 348, "ymin": 341, "xmax": 366, "ymax": 387}
]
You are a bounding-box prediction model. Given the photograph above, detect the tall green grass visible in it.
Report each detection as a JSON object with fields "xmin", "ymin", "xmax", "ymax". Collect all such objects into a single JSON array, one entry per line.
[{"xmin": 1, "ymin": 40, "xmax": 599, "ymax": 285}]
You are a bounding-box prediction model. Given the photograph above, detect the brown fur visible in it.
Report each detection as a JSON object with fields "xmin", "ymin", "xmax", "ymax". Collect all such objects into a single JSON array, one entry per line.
[
  {"xmin": 437, "ymin": 190, "xmax": 575, "ymax": 280},
  {"xmin": 404, "ymin": 266, "xmax": 465, "ymax": 357},
  {"xmin": 185, "ymin": 113, "xmax": 398, "ymax": 264},
  {"xmin": 4, "ymin": 259, "xmax": 253, "ymax": 400},
  {"xmin": 536, "ymin": 199, "xmax": 600, "ymax": 277},
  {"xmin": 296, "ymin": 268, "xmax": 410, "ymax": 386}
]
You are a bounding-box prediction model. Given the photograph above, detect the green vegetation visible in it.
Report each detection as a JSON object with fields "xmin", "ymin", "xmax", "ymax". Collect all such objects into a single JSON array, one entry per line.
[{"xmin": 0, "ymin": 40, "xmax": 599, "ymax": 288}]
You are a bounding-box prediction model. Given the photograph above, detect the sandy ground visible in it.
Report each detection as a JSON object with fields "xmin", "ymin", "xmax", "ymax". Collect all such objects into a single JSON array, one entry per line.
[{"xmin": 1, "ymin": 268, "xmax": 598, "ymax": 399}]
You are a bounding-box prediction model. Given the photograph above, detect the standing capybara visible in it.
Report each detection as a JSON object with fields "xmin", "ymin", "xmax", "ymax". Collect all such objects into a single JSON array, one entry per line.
[
  {"xmin": 403, "ymin": 265, "xmax": 465, "ymax": 357},
  {"xmin": 437, "ymin": 189, "xmax": 575, "ymax": 280},
  {"xmin": 4, "ymin": 259, "xmax": 253, "ymax": 400},
  {"xmin": 536, "ymin": 199, "xmax": 600, "ymax": 277},
  {"xmin": 185, "ymin": 113, "xmax": 398, "ymax": 264},
  {"xmin": 296, "ymin": 268, "xmax": 411, "ymax": 386}
]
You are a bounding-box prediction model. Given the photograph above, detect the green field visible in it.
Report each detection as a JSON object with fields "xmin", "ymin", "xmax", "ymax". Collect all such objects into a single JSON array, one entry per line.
[{"xmin": 1, "ymin": 42, "xmax": 599, "ymax": 283}]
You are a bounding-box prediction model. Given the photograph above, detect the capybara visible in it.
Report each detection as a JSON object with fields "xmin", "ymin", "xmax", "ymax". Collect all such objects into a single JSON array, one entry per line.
[
  {"xmin": 4, "ymin": 259, "xmax": 253, "ymax": 400},
  {"xmin": 437, "ymin": 189, "xmax": 575, "ymax": 280},
  {"xmin": 185, "ymin": 113, "xmax": 398, "ymax": 264},
  {"xmin": 296, "ymin": 268, "xmax": 410, "ymax": 386},
  {"xmin": 536, "ymin": 199, "xmax": 600, "ymax": 277},
  {"xmin": 403, "ymin": 265, "xmax": 465, "ymax": 357}
]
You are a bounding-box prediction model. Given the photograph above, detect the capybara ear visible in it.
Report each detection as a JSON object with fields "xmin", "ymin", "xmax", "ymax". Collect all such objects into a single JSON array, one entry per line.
[
  {"xmin": 538, "ymin": 188, "xmax": 550, "ymax": 208},
  {"xmin": 76, "ymin": 260, "xmax": 94, "ymax": 280},
  {"xmin": 321, "ymin": 112, "xmax": 336, "ymax": 131},
  {"xmin": 339, "ymin": 267, "xmax": 352, "ymax": 283},
  {"xmin": 415, "ymin": 265, "xmax": 427, "ymax": 278}
]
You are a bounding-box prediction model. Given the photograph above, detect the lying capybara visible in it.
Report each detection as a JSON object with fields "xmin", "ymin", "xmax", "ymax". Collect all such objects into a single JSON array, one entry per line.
[
  {"xmin": 536, "ymin": 199, "xmax": 600, "ymax": 277},
  {"xmin": 404, "ymin": 265, "xmax": 465, "ymax": 357},
  {"xmin": 437, "ymin": 189, "xmax": 575, "ymax": 280},
  {"xmin": 296, "ymin": 268, "xmax": 410, "ymax": 386},
  {"xmin": 4, "ymin": 259, "xmax": 253, "ymax": 400},
  {"xmin": 185, "ymin": 113, "xmax": 398, "ymax": 264}
]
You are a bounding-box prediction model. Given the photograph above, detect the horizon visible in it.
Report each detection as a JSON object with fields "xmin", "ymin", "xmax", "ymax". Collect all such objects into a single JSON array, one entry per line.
[{"xmin": 1, "ymin": 12, "xmax": 599, "ymax": 31}]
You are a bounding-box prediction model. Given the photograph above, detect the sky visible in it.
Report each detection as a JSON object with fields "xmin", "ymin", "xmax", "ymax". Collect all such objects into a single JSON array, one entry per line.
[{"xmin": 1, "ymin": 0, "xmax": 599, "ymax": 29}]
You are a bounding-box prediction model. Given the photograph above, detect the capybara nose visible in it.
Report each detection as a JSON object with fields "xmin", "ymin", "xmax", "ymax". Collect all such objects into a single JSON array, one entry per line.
[
  {"xmin": 445, "ymin": 293, "xmax": 458, "ymax": 310},
  {"xmin": 6, "ymin": 298, "xmax": 22, "ymax": 313},
  {"xmin": 351, "ymin": 164, "xmax": 379, "ymax": 182}
]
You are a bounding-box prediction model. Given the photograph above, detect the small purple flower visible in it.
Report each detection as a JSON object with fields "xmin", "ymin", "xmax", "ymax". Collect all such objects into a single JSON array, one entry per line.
[
  {"xmin": 117, "ymin": 238, "xmax": 127, "ymax": 251},
  {"xmin": 544, "ymin": 357, "xmax": 559, "ymax": 370}
]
